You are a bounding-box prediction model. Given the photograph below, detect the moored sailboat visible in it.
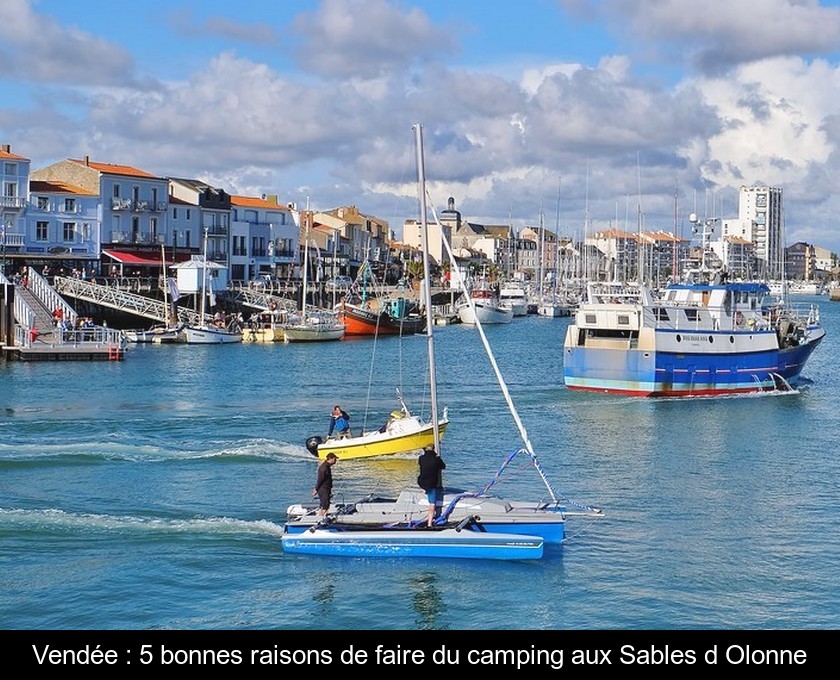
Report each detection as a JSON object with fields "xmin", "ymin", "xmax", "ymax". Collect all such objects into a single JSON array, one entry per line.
[
  {"xmin": 181, "ymin": 231, "xmax": 242, "ymax": 344},
  {"xmin": 281, "ymin": 210, "xmax": 345, "ymax": 343}
]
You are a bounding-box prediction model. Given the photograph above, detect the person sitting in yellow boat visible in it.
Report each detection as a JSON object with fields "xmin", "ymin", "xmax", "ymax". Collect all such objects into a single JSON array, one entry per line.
[
  {"xmin": 327, "ymin": 405, "xmax": 351, "ymax": 439},
  {"xmin": 379, "ymin": 409, "xmax": 406, "ymax": 433}
]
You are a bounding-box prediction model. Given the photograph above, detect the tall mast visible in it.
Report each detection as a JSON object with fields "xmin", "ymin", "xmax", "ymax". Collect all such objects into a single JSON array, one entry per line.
[
  {"xmin": 201, "ymin": 228, "xmax": 208, "ymax": 323},
  {"xmin": 161, "ymin": 243, "xmax": 168, "ymax": 323},
  {"xmin": 301, "ymin": 212, "xmax": 310, "ymax": 317},
  {"xmin": 413, "ymin": 123, "xmax": 441, "ymax": 453}
]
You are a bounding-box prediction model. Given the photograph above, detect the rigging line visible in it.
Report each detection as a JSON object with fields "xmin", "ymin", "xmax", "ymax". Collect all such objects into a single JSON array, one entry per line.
[{"xmin": 426, "ymin": 190, "xmax": 557, "ymax": 503}]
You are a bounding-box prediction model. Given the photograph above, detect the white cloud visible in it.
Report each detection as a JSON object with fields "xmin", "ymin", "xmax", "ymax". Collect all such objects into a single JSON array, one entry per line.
[
  {"xmin": 559, "ymin": 0, "xmax": 840, "ymax": 74},
  {"xmin": 291, "ymin": 0, "xmax": 457, "ymax": 78},
  {"xmin": 168, "ymin": 8, "xmax": 279, "ymax": 45},
  {"xmin": 0, "ymin": 0, "xmax": 136, "ymax": 86}
]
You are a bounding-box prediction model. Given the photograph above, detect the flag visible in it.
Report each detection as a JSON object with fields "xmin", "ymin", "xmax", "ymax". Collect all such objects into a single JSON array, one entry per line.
[{"xmin": 166, "ymin": 277, "xmax": 181, "ymax": 302}]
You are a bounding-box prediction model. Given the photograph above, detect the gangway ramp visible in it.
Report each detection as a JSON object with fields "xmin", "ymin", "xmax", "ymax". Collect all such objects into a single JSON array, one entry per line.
[{"xmin": 53, "ymin": 276, "xmax": 205, "ymax": 326}]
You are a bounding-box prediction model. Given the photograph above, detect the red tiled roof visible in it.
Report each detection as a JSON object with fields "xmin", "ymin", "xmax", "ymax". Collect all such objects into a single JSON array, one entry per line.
[
  {"xmin": 30, "ymin": 180, "xmax": 97, "ymax": 196},
  {"xmin": 70, "ymin": 158, "xmax": 158, "ymax": 178},
  {"xmin": 230, "ymin": 195, "xmax": 290, "ymax": 210},
  {"xmin": 0, "ymin": 148, "xmax": 29, "ymax": 161}
]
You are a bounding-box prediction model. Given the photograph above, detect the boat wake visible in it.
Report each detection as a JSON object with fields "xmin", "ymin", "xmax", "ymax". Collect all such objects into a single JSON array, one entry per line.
[
  {"xmin": 0, "ymin": 507, "xmax": 284, "ymax": 537},
  {"xmin": 0, "ymin": 438, "xmax": 311, "ymax": 464}
]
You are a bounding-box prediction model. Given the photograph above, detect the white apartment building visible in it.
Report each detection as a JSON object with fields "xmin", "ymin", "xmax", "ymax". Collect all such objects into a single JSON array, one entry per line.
[
  {"xmin": 720, "ymin": 186, "xmax": 784, "ymax": 279},
  {"xmin": 31, "ymin": 156, "xmax": 170, "ymax": 258}
]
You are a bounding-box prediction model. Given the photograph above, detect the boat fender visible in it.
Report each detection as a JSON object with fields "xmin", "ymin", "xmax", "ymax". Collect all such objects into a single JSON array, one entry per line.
[{"xmin": 305, "ymin": 436, "xmax": 323, "ymax": 457}]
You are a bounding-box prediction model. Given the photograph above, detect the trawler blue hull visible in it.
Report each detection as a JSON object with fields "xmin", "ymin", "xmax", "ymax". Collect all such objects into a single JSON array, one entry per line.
[{"xmin": 564, "ymin": 329, "xmax": 824, "ymax": 396}]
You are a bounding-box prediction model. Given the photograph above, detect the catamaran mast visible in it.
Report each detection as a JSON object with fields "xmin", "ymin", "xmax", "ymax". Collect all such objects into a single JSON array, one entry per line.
[{"xmin": 413, "ymin": 123, "xmax": 442, "ymax": 453}]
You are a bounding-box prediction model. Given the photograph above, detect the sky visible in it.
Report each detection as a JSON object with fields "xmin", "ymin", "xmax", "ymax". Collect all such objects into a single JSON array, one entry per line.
[{"xmin": 3, "ymin": 0, "xmax": 840, "ymax": 253}]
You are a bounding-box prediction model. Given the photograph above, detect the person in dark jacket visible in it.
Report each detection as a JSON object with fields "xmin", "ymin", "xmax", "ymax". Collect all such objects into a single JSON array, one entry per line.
[
  {"xmin": 417, "ymin": 445, "xmax": 446, "ymax": 527},
  {"xmin": 313, "ymin": 452, "xmax": 339, "ymax": 516}
]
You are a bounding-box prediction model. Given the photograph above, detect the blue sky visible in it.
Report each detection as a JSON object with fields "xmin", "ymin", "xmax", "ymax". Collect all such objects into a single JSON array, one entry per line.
[{"xmin": 4, "ymin": 0, "xmax": 840, "ymax": 253}]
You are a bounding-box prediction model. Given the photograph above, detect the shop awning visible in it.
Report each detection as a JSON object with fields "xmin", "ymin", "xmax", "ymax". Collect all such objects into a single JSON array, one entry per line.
[{"xmin": 103, "ymin": 249, "xmax": 171, "ymax": 266}]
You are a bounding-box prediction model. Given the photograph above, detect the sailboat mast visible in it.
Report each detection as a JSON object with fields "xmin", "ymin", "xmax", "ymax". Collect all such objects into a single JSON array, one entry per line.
[
  {"xmin": 301, "ymin": 211, "xmax": 310, "ymax": 317},
  {"xmin": 413, "ymin": 123, "xmax": 441, "ymax": 452},
  {"xmin": 160, "ymin": 243, "xmax": 168, "ymax": 322},
  {"xmin": 200, "ymin": 228, "xmax": 208, "ymax": 323}
]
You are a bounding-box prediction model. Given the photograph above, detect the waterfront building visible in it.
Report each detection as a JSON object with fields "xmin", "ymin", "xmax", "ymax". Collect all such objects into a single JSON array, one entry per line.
[
  {"xmin": 1, "ymin": 144, "xmax": 31, "ymax": 274},
  {"xmin": 719, "ymin": 185, "xmax": 784, "ymax": 280},
  {"xmin": 230, "ymin": 194, "xmax": 296, "ymax": 282},
  {"xmin": 31, "ymin": 156, "xmax": 170, "ymax": 273},
  {"xmin": 27, "ymin": 180, "xmax": 100, "ymax": 275},
  {"xmin": 314, "ymin": 205, "xmax": 390, "ymax": 280},
  {"xmin": 167, "ymin": 195, "xmax": 200, "ymax": 260},
  {"xmin": 168, "ymin": 179, "xmax": 230, "ymax": 272}
]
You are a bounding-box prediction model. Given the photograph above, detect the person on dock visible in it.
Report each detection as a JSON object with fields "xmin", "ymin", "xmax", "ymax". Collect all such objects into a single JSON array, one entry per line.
[
  {"xmin": 327, "ymin": 405, "xmax": 351, "ymax": 439},
  {"xmin": 417, "ymin": 445, "xmax": 446, "ymax": 527},
  {"xmin": 313, "ymin": 452, "xmax": 339, "ymax": 516}
]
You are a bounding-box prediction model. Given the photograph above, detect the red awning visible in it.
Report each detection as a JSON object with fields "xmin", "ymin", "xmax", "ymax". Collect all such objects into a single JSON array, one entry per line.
[{"xmin": 103, "ymin": 249, "xmax": 171, "ymax": 266}]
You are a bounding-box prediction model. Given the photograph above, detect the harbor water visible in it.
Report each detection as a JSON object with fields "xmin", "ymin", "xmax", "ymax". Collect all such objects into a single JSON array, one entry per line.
[{"xmin": 2, "ymin": 299, "xmax": 839, "ymax": 631}]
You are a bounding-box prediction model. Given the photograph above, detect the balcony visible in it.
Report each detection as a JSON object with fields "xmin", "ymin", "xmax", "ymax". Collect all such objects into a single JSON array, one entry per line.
[
  {"xmin": 1, "ymin": 232, "xmax": 25, "ymax": 247},
  {"xmin": 0, "ymin": 196, "xmax": 26, "ymax": 209},
  {"xmin": 111, "ymin": 198, "xmax": 132, "ymax": 211},
  {"xmin": 133, "ymin": 200, "xmax": 149, "ymax": 211}
]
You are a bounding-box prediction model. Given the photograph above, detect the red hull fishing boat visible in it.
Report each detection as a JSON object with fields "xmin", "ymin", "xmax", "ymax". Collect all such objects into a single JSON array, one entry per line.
[{"xmin": 337, "ymin": 297, "xmax": 425, "ymax": 336}]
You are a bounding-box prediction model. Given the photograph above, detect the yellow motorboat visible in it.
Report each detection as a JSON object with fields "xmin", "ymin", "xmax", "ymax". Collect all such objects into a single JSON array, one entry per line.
[{"xmin": 305, "ymin": 405, "xmax": 449, "ymax": 461}]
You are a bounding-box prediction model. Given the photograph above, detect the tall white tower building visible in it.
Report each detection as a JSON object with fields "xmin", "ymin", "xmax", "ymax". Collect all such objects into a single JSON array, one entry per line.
[{"xmin": 737, "ymin": 186, "xmax": 784, "ymax": 279}]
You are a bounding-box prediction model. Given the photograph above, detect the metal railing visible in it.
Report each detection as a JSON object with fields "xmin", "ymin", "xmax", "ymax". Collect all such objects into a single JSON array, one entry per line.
[
  {"xmin": 13, "ymin": 323, "xmax": 125, "ymax": 349},
  {"xmin": 53, "ymin": 275, "xmax": 205, "ymax": 325},
  {"xmin": 1, "ymin": 270, "xmax": 37, "ymax": 332},
  {"xmin": 26, "ymin": 266, "xmax": 77, "ymax": 326}
]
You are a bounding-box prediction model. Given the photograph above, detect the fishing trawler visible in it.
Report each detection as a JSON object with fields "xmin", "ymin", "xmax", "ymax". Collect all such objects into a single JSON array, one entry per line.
[{"xmin": 563, "ymin": 272, "xmax": 825, "ymax": 397}]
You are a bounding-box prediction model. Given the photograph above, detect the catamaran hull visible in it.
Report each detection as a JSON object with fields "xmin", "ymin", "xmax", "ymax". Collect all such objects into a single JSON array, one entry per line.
[
  {"xmin": 285, "ymin": 490, "xmax": 567, "ymax": 543},
  {"xmin": 283, "ymin": 517, "xmax": 564, "ymax": 544},
  {"xmin": 563, "ymin": 329, "xmax": 825, "ymax": 396},
  {"xmin": 281, "ymin": 527, "xmax": 544, "ymax": 560},
  {"xmin": 309, "ymin": 418, "xmax": 449, "ymax": 460}
]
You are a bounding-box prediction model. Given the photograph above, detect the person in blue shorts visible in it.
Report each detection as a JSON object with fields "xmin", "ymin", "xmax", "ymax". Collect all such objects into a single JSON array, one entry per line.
[{"xmin": 417, "ymin": 445, "xmax": 446, "ymax": 527}]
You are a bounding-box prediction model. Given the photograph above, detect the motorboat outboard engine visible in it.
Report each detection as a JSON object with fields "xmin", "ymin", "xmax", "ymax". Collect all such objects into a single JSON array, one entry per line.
[{"xmin": 305, "ymin": 436, "xmax": 323, "ymax": 457}]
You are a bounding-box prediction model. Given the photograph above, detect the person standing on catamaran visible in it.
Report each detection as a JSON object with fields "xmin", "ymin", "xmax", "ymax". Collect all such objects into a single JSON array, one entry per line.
[{"xmin": 417, "ymin": 445, "xmax": 446, "ymax": 527}]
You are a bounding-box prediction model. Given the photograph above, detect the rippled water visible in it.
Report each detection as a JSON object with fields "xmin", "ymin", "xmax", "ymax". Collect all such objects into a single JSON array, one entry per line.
[{"xmin": 2, "ymin": 299, "xmax": 839, "ymax": 630}]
